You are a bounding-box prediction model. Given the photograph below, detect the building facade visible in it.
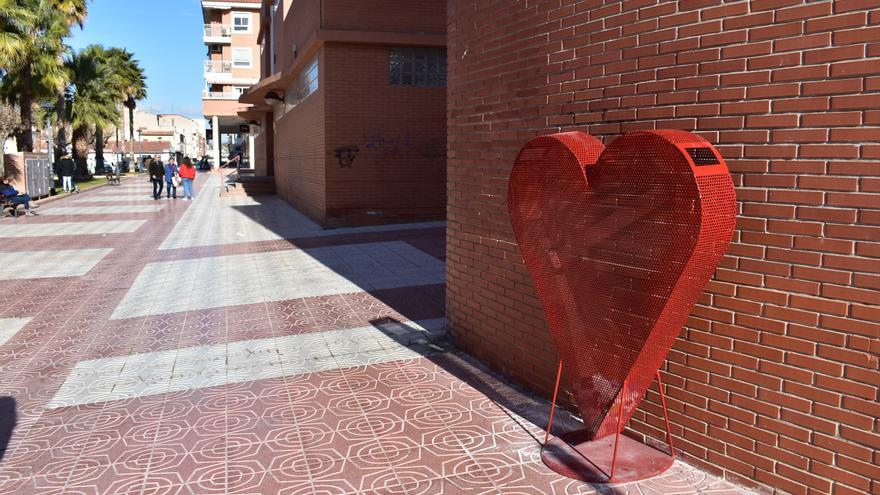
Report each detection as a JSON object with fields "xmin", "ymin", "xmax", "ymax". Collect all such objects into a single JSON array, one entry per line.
[
  {"xmin": 447, "ymin": 2, "xmax": 880, "ymax": 495},
  {"xmin": 240, "ymin": 0, "xmax": 446, "ymax": 227},
  {"xmin": 202, "ymin": 0, "xmax": 262, "ymax": 168},
  {"xmin": 112, "ymin": 111, "xmax": 206, "ymax": 168}
]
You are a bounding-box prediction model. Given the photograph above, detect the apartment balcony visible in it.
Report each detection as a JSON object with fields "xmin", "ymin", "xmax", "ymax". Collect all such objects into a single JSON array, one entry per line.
[
  {"xmin": 204, "ymin": 60, "xmax": 260, "ymax": 86},
  {"xmin": 204, "ymin": 60, "xmax": 233, "ymax": 84},
  {"xmin": 205, "ymin": 60, "xmax": 232, "ymax": 74},
  {"xmin": 203, "ymin": 90, "xmax": 239, "ymax": 100},
  {"xmin": 204, "ymin": 24, "xmax": 232, "ymax": 43}
]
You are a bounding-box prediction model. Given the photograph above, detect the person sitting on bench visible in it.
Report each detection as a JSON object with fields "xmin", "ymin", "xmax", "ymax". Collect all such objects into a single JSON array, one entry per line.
[{"xmin": 0, "ymin": 176, "xmax": 37, "ymax": 216}]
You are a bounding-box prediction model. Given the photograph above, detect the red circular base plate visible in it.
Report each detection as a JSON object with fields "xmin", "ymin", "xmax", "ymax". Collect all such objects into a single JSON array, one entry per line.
[{"xmin": 542, "ymin": 431, "xmax": 674, "ymax": 483}]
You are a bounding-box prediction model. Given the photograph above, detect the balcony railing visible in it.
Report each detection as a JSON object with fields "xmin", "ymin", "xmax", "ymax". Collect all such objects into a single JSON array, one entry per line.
[
  {"xmin": 204, "ymin": 24, "xmax": 232, "ymax": 39},
  {"xmin": 204, "ymin": 60, "xmax": 232, "ymax": 74},
  {"xmin": 203, "ymin": 91, "xmax": 239, "ymax": 100}
]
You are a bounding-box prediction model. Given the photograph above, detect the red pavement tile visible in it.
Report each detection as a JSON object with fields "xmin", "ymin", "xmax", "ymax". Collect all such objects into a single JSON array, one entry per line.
[{"xmin": 0, "ymin": 173, "xmax": 750, "ymax": 495}]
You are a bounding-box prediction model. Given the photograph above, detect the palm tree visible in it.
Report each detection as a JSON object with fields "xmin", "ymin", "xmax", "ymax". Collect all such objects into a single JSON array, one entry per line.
[
  {"xmin": 100, "ymin": 48, "xmax": 145, "ymax": 171},
  {"xmin": 81, "ymin": 45, "xmax": 121, "ymax": 172},
  {"xmin": 63, "ymin": 45, "xmax": 118, "ymax": 177},
  {"xmin": 49, "ymin": 0, "xmax": 87, "ymax": 27},
  {"xmin": 0, "ymin": 0, "xmax": 34, "ymax": 67},
  {"xmin": 0, "ymin": 0, "xmax": 85, "ymax": 152},
  {"xmin": 122, "ymin": 67, "xmax": 146, "ymax": 171}
]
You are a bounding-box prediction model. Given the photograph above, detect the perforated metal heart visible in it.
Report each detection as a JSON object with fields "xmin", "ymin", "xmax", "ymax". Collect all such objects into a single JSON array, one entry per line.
[{"xmin": 508, "ymin": 130, "xmax": 736, "ymax": 440}]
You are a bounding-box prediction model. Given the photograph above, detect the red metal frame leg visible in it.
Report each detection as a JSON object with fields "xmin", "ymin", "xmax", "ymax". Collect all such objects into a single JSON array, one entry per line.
[
  {"xmin": 609, "ymin": 379, "xmax": 627, "ymax": 481},
  {"xmin": 656, "ymin": 371, "xmax": 676, "ymax": 458},
  {"xmin": 544, "ymin": 360, "xmax": 564, "ymax": 446},
  {"xmin": 541, "ymin": 372, "xmax": 675, "ymax": 483}
]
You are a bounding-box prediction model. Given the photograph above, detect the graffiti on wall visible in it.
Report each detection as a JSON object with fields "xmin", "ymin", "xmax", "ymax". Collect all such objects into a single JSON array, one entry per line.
[
  {"xmin": 362, "ymin": 129, "xmax": 445, "ymax": 157},
  {"xmin": 362, "ymin": 129, "xmax": 413, "ymax": 155},
  {"xmin": 333, "ymin": 146, "xmax": 359, "ymax": 168}
]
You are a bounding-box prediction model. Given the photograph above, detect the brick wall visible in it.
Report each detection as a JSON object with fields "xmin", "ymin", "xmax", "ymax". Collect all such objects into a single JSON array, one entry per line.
[
  {"xmin": 447, "ymin": 1, "xmax": 880, "ymax": 494},
  {"xmin": 278, "ymin": 0, "xmax": 321, "ymax": 76},
  {"xmin": 253, "ymin": 124, "xmax": 268, "ymax": 176},
  {"xmin": 323, "ymin": 43, "xmax": 447, "ymax": 227},
  {"xmin": 274, "ymin": 50, "xmax": 326, "ymax": 224},
  {"xmin": 323, "ymin": 0, "xmax": 446, "ymax": 34}
]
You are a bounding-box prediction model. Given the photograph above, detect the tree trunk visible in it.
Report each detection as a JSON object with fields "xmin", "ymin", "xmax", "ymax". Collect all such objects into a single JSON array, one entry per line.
[
  {"xmin": 119, "ymin": 104, "xmax": 126, "ymax": 171},
  {"xmin": 128, "ymin": 105, "xmax": 135, "ymax": 171},
  {"xmin": 95, "ymin": 126, "xmax": 105, "ymax": 172},
  {"xmin": 71, "ymin": 125, "xmax": 90, "ymax": 179},
  {"xmin": 53, "ymin": 94, "xmax": 67, "ymax": 173},
  {"xmin": 14, "ymin": 67, "xmax": 34, "ymax": 152}
]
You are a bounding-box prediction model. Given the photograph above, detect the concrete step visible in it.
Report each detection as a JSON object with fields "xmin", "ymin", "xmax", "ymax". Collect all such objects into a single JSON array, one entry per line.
[{"xmin": 220, "ymin": 177, "xmax": 276, "ymax": 198}]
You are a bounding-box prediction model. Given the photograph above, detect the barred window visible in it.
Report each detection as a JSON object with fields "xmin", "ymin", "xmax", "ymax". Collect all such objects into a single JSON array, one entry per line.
[
  {"xmin": 389, "ymin": 47, "xmax": 446, "ymax": 87},
  {"xmin": 285, "ymin": 55, "xmax": 318, "ymax": 108},
  {"xmin": 299, "ymin": 56, "xmax": 319, "ymax": 100}
]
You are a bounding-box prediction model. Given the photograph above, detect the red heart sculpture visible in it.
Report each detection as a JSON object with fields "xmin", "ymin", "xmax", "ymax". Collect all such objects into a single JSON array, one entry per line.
[{"xmin": 508, "ymin": 130, "xmax": 736, "ymax": 441}]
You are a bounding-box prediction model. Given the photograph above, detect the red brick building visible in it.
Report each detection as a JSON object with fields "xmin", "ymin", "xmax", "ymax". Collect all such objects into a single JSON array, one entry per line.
[
  {"xmin": 447, "ymin": 1, "xmax": 880, "ymax": 494},
  {"xmin": 241, "ymin": 0, "xmax": 446, "ymax": 227}
]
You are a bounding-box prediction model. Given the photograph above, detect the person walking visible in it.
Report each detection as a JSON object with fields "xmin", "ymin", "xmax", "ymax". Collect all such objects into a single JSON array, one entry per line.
[
  {"xmin": 59, "ymin": 154, "xmax": 75, "ymax": 193},
  {"xmin": 179, "ymin": 156, "xmax": 196, "ymax": 200},
  {"xmin": 164, "ymin": 157, "xmax": 179, "ymax": 199},
  {"xmin": 149, "ymin": 157, "xmax": 165, "ymax": 200}
]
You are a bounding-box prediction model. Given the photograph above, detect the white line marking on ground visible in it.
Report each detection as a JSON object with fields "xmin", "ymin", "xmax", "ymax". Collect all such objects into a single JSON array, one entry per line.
[{"xmin": 45, "ymin": 318, "xmax": 446, "ymax": 409}]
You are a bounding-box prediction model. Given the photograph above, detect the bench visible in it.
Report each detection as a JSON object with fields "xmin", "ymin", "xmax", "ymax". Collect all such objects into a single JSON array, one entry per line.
[{"xmin": 1, "ymin": 198, "xmax": 23, "ymax": 217}]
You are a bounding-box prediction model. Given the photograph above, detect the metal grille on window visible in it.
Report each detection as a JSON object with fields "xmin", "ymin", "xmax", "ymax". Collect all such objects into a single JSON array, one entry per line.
[
  {"xmin": 390, "ymin": 47, "xmax": 447, "ymax": 87},
  {"xmin": 298, "ymin": 57, "xmax": 318, "ymax": 101}
]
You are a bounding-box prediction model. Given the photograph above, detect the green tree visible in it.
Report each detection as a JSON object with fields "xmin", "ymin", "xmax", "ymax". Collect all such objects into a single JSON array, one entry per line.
[
  {"xmin": 51, "ymin": 0, "xmax": 88, "ymax": 27},
  {"xmin": 0, "ymin": 0, "xmax": 33, "ymax": 67},
  {"xmin": 120, "ymin": 57, "xmax": 146, "ymax": 170},
  {"xmin": 101, "ymin": 47, "xmax": 145, "ymax": 171},
  {"xmin": 63, "ymin": 45, "xmax": 118, "ymax": 177},
  {"xmin": 0, "ymin": 101, "xmax": 20, "ymax": 172},
  {"xmin": 0, "ymin": 0, "xmax": 87, "ymax": 152}
]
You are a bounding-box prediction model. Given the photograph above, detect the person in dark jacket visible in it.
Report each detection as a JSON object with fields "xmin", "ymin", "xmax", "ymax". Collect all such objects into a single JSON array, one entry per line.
[
  {"xmin": 149, "ymin": 157, "xmax": 165, "ymax": 200},
  {"xmin": 59, "ymin": 155, "xmax": 75, "ymax": 192},
  {"xmin": 0, "ymin": 176, "xmax": 37, "ymax": 215},
  {"xmin": 164, "ymin": 157, "xmax": 178, "ymax": 199}
]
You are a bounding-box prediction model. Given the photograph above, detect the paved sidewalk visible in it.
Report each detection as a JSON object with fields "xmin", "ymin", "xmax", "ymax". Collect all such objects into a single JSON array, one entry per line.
[{"xmin": 0, "ymin": 174, "xmax": 748, "ymax": 494}]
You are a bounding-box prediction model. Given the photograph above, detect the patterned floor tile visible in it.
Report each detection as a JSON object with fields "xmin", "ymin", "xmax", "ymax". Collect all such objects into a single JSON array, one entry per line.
[
  {"xmin": 160, "ymin": 175, "xmax": 445, "ymax": 250},
  {"xmin": 112, "ymin": 241, "xmax": 444, "ymax": 319},
  {"xmin": 0, "ymin": 220, "xmax": 147, "ymax": 237},
  {"xmin": 0, "ymin": 248, "xmax": 112, "ymax": 280},
  {"xmin": 0, "ymin": 173, "xmax": 750, "ymax": 495},
  {"xmin": 39, "ymin": 205, "xmax": 165, "ymax": 215}
]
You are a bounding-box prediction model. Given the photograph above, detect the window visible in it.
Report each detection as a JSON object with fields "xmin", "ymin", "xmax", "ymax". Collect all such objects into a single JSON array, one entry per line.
[
  {"xmin": 284, "ymin": 55, "xmax": 319, "ymax": 108},
  {"xmin": 232, "ymin": 47, "xmax": 252, "ymax": 68},
  {"xmin": 390, "ymin": 47, "xmax": 446, "ymax": 87},
  {"xmin": 209, "ymin": 44, "xmax": 221, "ymax": 54},
  {"xmin": 285, "ymin": 77, "xmax": 298, "ymax": 107},
  {"xmin": 233, "ymin": 86, "xmax": 247, "ymax": 96},
  {"xmin": 232, "ymin": 12, "xmax": 251, "ymax": 33},
  {"xmin": 299, "ymin": 56, "xmax": 319, "ymax": 100}
]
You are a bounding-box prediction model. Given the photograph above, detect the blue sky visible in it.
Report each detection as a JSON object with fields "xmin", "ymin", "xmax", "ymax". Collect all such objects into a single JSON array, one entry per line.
[{"xmin": 69, "ymin": 0, "xmax": 206, "ymax": 120}]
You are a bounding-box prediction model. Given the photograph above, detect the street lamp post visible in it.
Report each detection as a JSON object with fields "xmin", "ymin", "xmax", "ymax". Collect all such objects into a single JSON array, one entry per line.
[{"xmin": 40, "ymin": 102, "xmax": 54, "ymax": 191}]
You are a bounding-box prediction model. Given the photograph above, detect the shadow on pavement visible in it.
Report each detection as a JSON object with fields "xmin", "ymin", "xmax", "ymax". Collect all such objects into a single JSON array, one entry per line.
[{"xmin": 0, "ymin": 396, "xmax": 17, "ymax": 463}]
